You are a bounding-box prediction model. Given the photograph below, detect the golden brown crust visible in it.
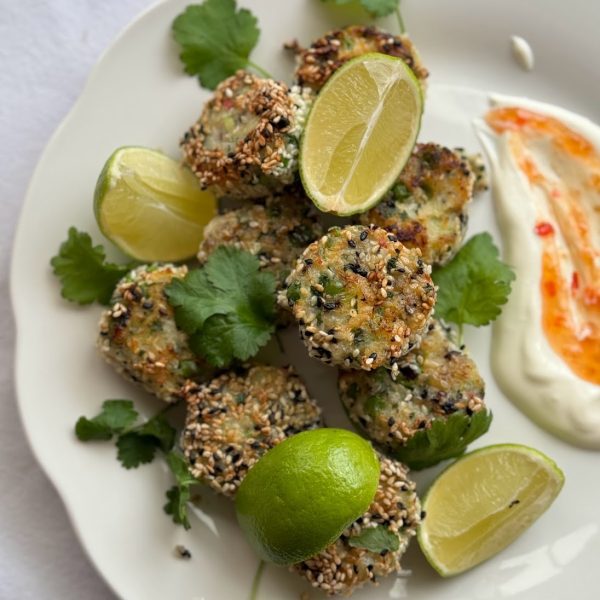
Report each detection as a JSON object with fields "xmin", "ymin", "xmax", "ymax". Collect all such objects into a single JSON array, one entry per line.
[
  {"xmin": 181, "ymin": 71, "xmax": 311, "ymax": 198},
  {"xmin": 181, "ymin": 365, "xmax": 322, "ymax": 497},
  {"xmin": 292, "ymin": 457, "xmax": 420, "ymax": 596},
  {"xmin": 292, "ymin": 26, "xmax": 428, "ymax": 91},
  {"xmin": 360, "ymin": 143, "xmax": 476, "ymax": 266},
  {"xmin": 279, "ymin": 225, "xmax": 436, "ymax": 371}
]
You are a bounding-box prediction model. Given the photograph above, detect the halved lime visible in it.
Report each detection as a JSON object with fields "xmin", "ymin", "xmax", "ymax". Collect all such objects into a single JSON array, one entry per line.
[
  {"xmin": 418, "ymin": 444, "xmax": 565, "ymax": 576},
  {"xmin": 94, "ymin": 146, "xmax": 216, "ymax": 262},
  {"xmin": 300, "ymin": 53, "xmax": 423, "ymax": 216},
  {"xmin": 235, "ymin": 428, "xmax": 380, "ymax": 565}
]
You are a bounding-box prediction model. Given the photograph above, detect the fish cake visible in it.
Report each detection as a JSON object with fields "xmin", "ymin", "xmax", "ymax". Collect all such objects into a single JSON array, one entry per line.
[
  {"xmin": 359, "ymin": 144, "xmax": 478, "ymax": 266},
  {"xmin": 280, "ymin": 225, "xmax": 436, "ymax": 371}
]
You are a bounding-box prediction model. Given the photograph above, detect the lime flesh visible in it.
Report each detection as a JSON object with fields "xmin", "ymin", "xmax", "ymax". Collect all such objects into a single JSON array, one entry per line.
[
  {"xmin": 94, "ymin": 146, "xmax": 216, "ymax": 262},
  {"xmin": 235, "ymin": 428, "xmax": 380, "ymax": 565},
  {"xmin": 300, "ymin": 53, "xmax": 423, "ymax": 216},
  {"xmin": 418, "ymin": 443, "xmax": 565, "ymax": 576}
]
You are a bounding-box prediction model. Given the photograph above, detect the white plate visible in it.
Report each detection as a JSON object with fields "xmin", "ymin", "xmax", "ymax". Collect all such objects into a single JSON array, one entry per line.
[{"xmin": 11, "ymin": 1, "xmax": 600, "ymax": 599}]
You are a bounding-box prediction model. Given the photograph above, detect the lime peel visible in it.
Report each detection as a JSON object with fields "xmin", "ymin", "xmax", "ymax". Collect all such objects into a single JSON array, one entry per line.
[{"xmin": 235, "ymin": 428, "xmax": 380, "ymax": 565}]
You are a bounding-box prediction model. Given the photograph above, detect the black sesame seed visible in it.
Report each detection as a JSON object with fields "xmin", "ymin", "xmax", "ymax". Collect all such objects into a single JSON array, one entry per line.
[
  {"xmin": 360, "ymin": 230, "xmax": 368, "ymax": 241},
  {"xmin": 347, "ymin": 239, "xmax": 356, "ymax": 248}
]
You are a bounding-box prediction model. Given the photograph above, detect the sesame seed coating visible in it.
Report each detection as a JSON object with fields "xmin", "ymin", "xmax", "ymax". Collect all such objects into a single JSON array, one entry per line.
[
  {"xmin": 279, "ymin": 225, "xmax": 436, "ymax": 371},
  {"xmin": 339, "ymin": 319, "xmax": 486, "ymax": 448},
  {"xmin": 181, "ymin": 365, "xmax": 323, "ymax": 498},
  {"xmin": 198, "ymin": 189, "xmax": 323, "ymax": 285},
  {"xmin": 289, "ymin": 26, "xmax": 428, "ymax": 92},
  {"xmin": 97, "ymin": 264, "xmax": 213, "ymax": 403},
  {"xmin": 181, "ymin": 71, "xmax": 312, "ymax": 199},
  {"xmin": 292, "ymin": 457, "xmax": 421, "ymax": 596},
  {"xmin": 359, "ymin": 143, "xmax": 477, "ymax": 266}
]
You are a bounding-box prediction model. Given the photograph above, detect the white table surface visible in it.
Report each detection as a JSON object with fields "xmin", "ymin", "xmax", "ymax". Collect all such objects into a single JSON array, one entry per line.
[{"xmin": 0, "ymin": 2, "xmax": 155, "ymax": 598}]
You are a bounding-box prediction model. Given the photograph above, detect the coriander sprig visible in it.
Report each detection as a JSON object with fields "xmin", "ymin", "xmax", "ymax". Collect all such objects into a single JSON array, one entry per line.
[
  {"xmin": 76, "ymin": 400, "xmax": 200, "ymax": 528},
  {"xmin": 165, "ymin": 246, "xmax": 277, "ymax": 368},
  {"xmin": 172, "ymin": 0, "xmax": 273, "ymax": 90},
  {"xmin": 432, "ymin": 233, "xmax": 516, "ymax": 344},
  {"xmin": 51, "ymin": 228, "xmax": 135, "ymax": 305}
]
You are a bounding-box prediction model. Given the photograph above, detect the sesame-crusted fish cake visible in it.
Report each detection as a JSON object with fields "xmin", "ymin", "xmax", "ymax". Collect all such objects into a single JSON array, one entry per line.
[
  {"xmin": 279, "ymin": 225, "xmax": 436, "ymax": 371},
  {"xmin": 339, "ymin": 320, "xmax": 487, "ymax": 467},
  {"xmin": 181, "ymin": 71, "xmax": 312, "ymax": 199},
  {"xmin": 198, "ymin": 192, "xmax": 323, "ymax": 285},
  {"xmin": 455, "ymin": 147, "xmax": 489, "ymax": 195},
  {"xmin": 97, "ymin": 264, "xmax": 212, "ymax": 403},
  {"xmin": 181, "ymin": 365, "xmax": 323, "ymax": 498},
  {"xmin": 288, "ymin": 25, "xmax": 428, "ymax": 92},
  {"xmin": 359, "ymin": 143, "xmax": 478, "ymax": 266},
  {"xmin": 292, "ymin": 456, "xmax": 420, "ymax": 596}
]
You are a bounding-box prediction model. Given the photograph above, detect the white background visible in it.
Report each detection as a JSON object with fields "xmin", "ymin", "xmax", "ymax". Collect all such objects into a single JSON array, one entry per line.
[{"xmin": 0, "ymin": 2, "xmax": 154, "ymax": 597}]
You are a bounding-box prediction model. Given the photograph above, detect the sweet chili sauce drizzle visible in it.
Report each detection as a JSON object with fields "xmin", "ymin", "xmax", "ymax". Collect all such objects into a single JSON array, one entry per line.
[{"xmin": 487, "ymin": 107, "xmax": 600, "ymax": 384}]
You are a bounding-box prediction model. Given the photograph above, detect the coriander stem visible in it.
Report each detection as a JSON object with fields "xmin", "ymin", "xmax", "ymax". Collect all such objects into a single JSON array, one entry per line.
[
  {"xmin": 250, "ymin": 560, "xmax": 266, "ymax": 600},
  {"xmin": 247, "ymin": 60, "xmax": 274, "ymax": 80},
  {"xmin": 457, "ymin": 323, "xmax": 464, "ymax": 347},
  {"xmin": 395, "ymin": 3, "xmax": 406, "ymax": 34}
]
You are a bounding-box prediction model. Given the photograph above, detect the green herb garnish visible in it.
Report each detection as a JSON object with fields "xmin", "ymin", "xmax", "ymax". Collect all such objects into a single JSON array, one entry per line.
[
  {"xmin": 172, "ymin": 0, "xmax": 270, "ymax": 90},
  {"xmin": 50, "ymin": 228, "xmax": 134, "ymax": 305},
  {"xmin": 164, "ymin": 452, "xmax": 199, "ymax": 530},
  {"xmin": 348, "ymin": 524, "xmax": 400, "ymax": 553},
  {"xmin": 392, "ymin": 410, "xmax": 493, "ymax": 470},
  {"xmin": 432, "ymin": 233, "xmax": 515, "ymax": 340},
  {"xmin": 165, "ymin": 247, "xmax": 277, "ymax": 368}
]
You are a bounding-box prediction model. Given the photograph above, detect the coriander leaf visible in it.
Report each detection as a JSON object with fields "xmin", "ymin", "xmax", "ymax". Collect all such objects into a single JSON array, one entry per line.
[
  {"xmin": 172, "ymin": 0, "xmax": 261, "ymax": 90},
  {"xmin": 432, "ymin": 233, "xmax": 515, "ymax": 327},
  {"xmin": 190, "ymin": 312, "xmax": 274, "ymax": 368},
  {"xmin": 321, "ymin": 0, "xmax": 399, "ymax": 18},
  {"xmin": 164, "ymin": 486, "xmax": 191, "ymax": 530},
  {"xmin": 164, "ymin": 270, "xmax": 223, "ymax": 334},
  {"xmin": 75, "ymin": 400, "xmax": 138, "ymax": 441},
  {"xmin": 116, "ymin": 433, "xmax": 159, "ymax": 469},
  {"xmin": 165, "ymin": 247, "xmax": 277, "ymax": 368},
  {"xmin": 115, "ymin": 413, "xmax": 177, "ymax": 469},
  {"xmin": 348, "ymin": 525, "xmax": 400, "ymax": 553},
  {"xmin": 166, "ymin": 452, "xmax": 198, "ymax": 488},
  {"xmin": 164, "ymin": 452, "xmax": 199, "ymax": 529},
  {"xmin": 392, "ymin": 410, "xmax": 493, "ymax": 470},
  {"xmin": 50, "ymin": 227, "xmax": 133, "ymax": 305},
  {"xmin": 136, "ymin": 415, "xmax": 176, "ymax": 453}
]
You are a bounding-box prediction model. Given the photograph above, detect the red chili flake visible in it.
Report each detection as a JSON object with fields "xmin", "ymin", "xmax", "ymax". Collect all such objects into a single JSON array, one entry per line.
[
  {"xmin": 571, "ymin": 272, "xmax": 580, "ymax": 292},
  {"xmin": 534, "ymin": 222, "xmax": 555, "ymax": 236},
  {"xmin": 544, "ymin": 281, "xmax": 557, "ymax": 297}
]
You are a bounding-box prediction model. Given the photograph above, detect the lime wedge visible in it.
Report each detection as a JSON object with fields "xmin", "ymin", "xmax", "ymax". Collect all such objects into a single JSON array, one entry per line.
[
  {"xmin": 94, "ymin": 146, "xmax": 216, "ymax": 262},
  {"xmin": 418, "ymin": 444, "xmax": 564, "ymax": 576},
  {"xmin": 300, "ymin": 53, "xmax": 423, "ymax": 216}
]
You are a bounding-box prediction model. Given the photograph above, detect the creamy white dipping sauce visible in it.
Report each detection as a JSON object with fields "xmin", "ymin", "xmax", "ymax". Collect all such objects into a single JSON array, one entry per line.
[{"xmin": 475, "ymin": 94, "xmax": 600, "ymax": 449}]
